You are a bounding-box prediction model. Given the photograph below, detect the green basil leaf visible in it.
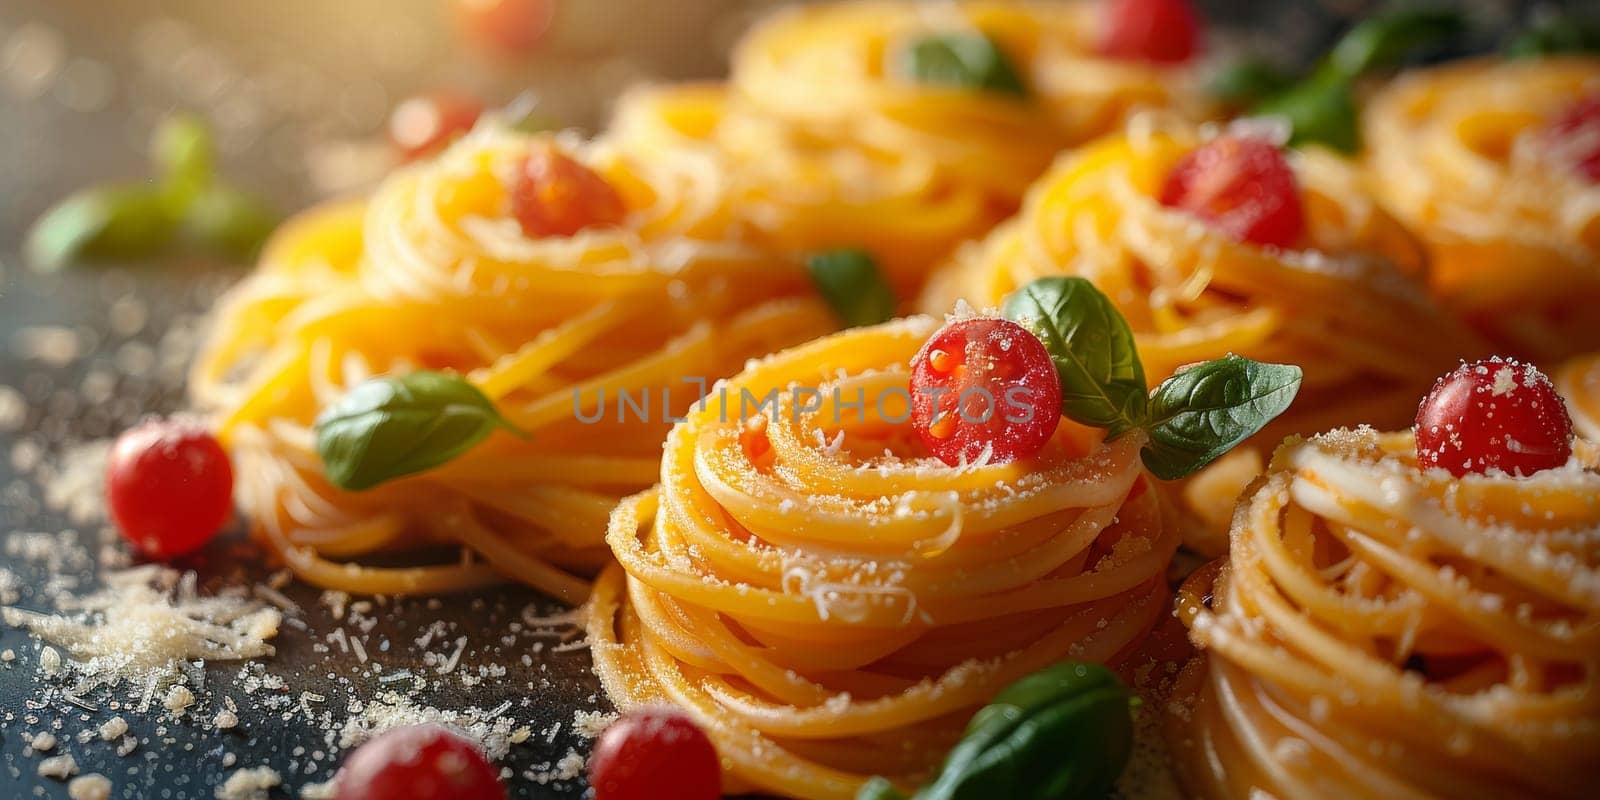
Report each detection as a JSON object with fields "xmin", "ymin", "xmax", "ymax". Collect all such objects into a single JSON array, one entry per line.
[
  {"xmin": 1505, "ymin": 11, "xmax": 1600, "ymax": 58},
  {"xmin": 152, "ymin": 114, "xmax": 216, "ymax": 209},
  {"xmin": 314, "ymin": 371, "xmax": 525, "ymax": 491},
  {"xmin": 806, "ymin": 249, "xmax": 897, "ymax": 328},
  {"xmin": 898, "ymin": 32, "xmax": 1027, "ymax": 97},
  {"xmin": 1209, "ymin": 59, "xmax": 1296, "ymax": 109},
  {"xmin": 889, "ymin": 662, "xmax": 1135, "ymax": 800},
  {"xmin": 1253, "ymin": 75, "xmax": 1359, "ymax": 153},
  {"xmin": 1141, "ymin": 354, "xmax": 1302, "ymax": 480},
  {"xmin": 1002, "ymin": 277, "xmax": 1148, "ymax": 437},
  {"xmin": 184, "ymin": 183, "xmax": 281, "ymax": 262},
  {"xmin": 1325, "ymin": 8, "xmax": 1467, "ymax": 80},
  {"xmin": 25, "ymin": 183, "xmax": 178, "ymax": 271}
]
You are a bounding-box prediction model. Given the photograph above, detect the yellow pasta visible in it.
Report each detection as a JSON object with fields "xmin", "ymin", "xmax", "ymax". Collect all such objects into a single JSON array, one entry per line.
[
  {"xmin": 1555, "ymin": 352, "xmax": 1600, "ymax": 441},
  {"xmin": 921, "ymin": 120, "xmax": 1485, "ymax": 546},
  {"xmin": 1168, "ymin": 428, "xmax": 1600, "ymax": 799},
  {"xmin": 604, "ymin": 0, "xmax": 1210, "ymax": 293},
  {"xmin": 586, "ymin": 316, "xmax": 1178, "ymax": 799},
  {"xmin": 190, "ymin": 125, "xmax": 837, "ymax": 601},
  {"xmin": 1363, "ymin": 57, "xmax": 1600, "ymax": 362}
]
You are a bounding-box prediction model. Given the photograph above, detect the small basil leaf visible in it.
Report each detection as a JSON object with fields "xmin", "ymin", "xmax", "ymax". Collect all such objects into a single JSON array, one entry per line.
[
  {"xmin": 1141, "ymin": 354, "xmax": 1302, "ymax": 480},
  {"xmin": 1210, "ymin": 59, "xmax": 1296, "ymax": 109},
  {"xmin": 911, "ymin": 662, "xmax": 1135, "ymax": 800},
  {"xmin": 1505, "ymin": 11, "xmax": 1600, "ymax": 58},
  {"xmin": 184, "ymin": 183, "xmax": 281, "ymax": 262},
  {"xmin": 1325, "ymin": 9, "xmax": 1467, "ymax": 80},
  {"xmin": 898, "ymin": 32, "xmax": 1027, "ymax": 97},
  {"xmin": 1253, "ymin": 75, "xmax": 1359, "ymax": 153},
  {"xmin": 314, "ymin": 371, "xmax": 524, "ymax": 491},
  {"xmin": 152, "ymin": 114, "xmax": 216, "ymax": 209},
  {"xmin": 1002, "ymin": 277, "xmax": 1148, "ymax": 437},
  {"xmin": 806, "ymin": 249, "xmax": 897, "ymax": 328},
  {"xmin": 25, "ymin": 183, "xmax": 178, "ymax": 271}
]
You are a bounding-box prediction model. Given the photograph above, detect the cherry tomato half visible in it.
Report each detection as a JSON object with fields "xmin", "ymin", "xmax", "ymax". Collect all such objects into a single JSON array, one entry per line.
[
  {"xmin": 336, "ymin": 724, "xmax": 505, "ymax": 800},
  {"xmin": 910, "ymin": 317, "xmax": 1063, "ymax": 467},
  {"xmin": 1415, "ymin": 358, "xmax": 1574, "ymax": 477},
  {"xmin": 588, "ymin": 707, "xmax": 720, "ymax": 800},
  {"xmin": 1160, "ymin": 135, "xmax": 1306, "ymax": 248}
]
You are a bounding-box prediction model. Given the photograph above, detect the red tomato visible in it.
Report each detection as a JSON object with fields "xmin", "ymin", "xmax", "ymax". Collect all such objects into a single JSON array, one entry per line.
[
  {"xmin": 1159, "ymin": 135, "xmax": 1306, "ymax": 248},
  {"xmin": 388, "ymin": 91, "xmax": 484, "ymax": 161},
  {"xmin": 1099, "ymin": 0, "xmax": 1202, "ymax": 64},
  {"xmin": 511, "ymin": 147, "xmax": 627, "ymax": 238},
  {"xmin": 455, "ymin": 0, "xmax": 555, "ymax": 56},
  {"xmin": 1414, "ymin": 358, "xmax": 1574, "ymax": 477},
  {"xmin": 105, "ymin": 418, "xmax": 233, "ymax": 559},
  {"xmin": 910, "ymin": 317, "xmax": 1063, "ymax": 467},
  {"xmin": 588, "ymin": 707, "xmax": 721, "ymax": 800},
  {"xmin": 1540, "ymin": 92, "xmax": 1600, "ymax": 183},
  {"xmin": 336, "ymin": 724, "xmax": 504, "ymax": 800}
]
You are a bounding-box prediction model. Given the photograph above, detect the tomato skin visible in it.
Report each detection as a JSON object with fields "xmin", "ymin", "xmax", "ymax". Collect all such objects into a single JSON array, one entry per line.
[
  {"xmin": 455, "ymin": 0, "xmax": 556, "ymax": 56},
  {"xmin": 909, "ymin": 317, "xmax": 1063, "ymax": 467},
  {"xmin": 510, "ymin": 147, "xmax": 627, "ymax": 238},
  {"xmin": 588, "ymin": 707, "xmax": 721, "ymax": 800},
  {"xmin": 1099, "ymin": 0, "xmax": 1202, "ymax": 65},
  {"xmin": 105, "ymin": 419, "xmax": 233, "ymax": 559},
  {"xmin": 1540, "ymin": 92, "xmax": 1600, "ymax": 183},
  {"xmin": 1159, "ymin": 135, "xmax": 1305, "ymax": 249},
  {"xmin": 1414, "ymin": 358, "xmax": 1574, "ymax": 478},
  {"xmin": 389, "ymin": 91, "xmax": 484, "ymax": 161},
  {"xmin": 335, "ymin": 724, "xmax": 505, "ymax": 800}
]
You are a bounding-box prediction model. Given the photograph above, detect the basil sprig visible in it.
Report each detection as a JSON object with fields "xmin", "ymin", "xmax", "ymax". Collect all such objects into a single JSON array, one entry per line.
[
  {"xmin": 897, "ymin": 32, "xmax": 1027, "ymax": 97},
  {"xmin": 1224, "ymin": 8, "xmax": 1466, "ymax": 152},
  {"xmin": 1001, "ymin": 278, "xmax": 1147, "ymax": 438},
  {"xmin": 1142, "ymin": 355, "xmax": 1304, "ymax": 481},
  {"xmin": 26, "ymin": 114, "xmax": 279, "ymax": 271},
  {"xmin": 857, "ymin": 662, "xmax": 1136, "ymax": 800},
  {"xmin": 314, "ymin": 371, "xmax": 526, "ymax": 491},
  {"xmin": 806, "ymin": 248, "xmax": 897, "ymax": 328},
  {"xmin": 1003, "ymin": 277, "xmax": 1301, "ymax": 480}
]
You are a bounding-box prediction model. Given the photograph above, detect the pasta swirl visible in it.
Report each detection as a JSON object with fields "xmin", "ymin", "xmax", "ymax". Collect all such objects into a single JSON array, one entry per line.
[
  {"xmin": 1170, "ymin": 428, "xmax": 1600, "ymax": 799},
  {"xmin": 604, "ymin": 1, "xmax": 1210, "ymax": 292},
  {"xmin": 586, "ymin": 316, "xmax": 1178, "ymax": 799},
  {"xmin": 190, "ymin": 126, "xmax": 836, "ymax": 600},
  {"xmin": 921, "ymin": 120, "xmax": 1485, "ymax": 543},
  {"xmin": 1363, "ymin": 57, "xmax": 1600, "ymax": 361}
]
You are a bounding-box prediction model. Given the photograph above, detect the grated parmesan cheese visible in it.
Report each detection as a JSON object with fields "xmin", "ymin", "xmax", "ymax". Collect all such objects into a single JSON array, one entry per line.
[{"xmin": 1, "ymin": 565, "xmax": 279, "ymax": 695}]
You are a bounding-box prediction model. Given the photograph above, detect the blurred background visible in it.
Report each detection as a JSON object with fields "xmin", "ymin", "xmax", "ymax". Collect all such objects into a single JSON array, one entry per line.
[{"xmin": 0, "ymin": 0, "xmax": 1584, "ymax": 236}]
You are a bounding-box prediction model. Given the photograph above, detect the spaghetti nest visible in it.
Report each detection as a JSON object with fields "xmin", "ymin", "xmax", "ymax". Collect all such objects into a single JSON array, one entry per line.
[
  {"xmin": 921, "ymin": 121, "xmax": 1483, "ymax": 541},
  {"xmin": 1170, "ymin": 428, "xmax": 1600, "ymax": 799},
  {"xmin": 1363, "ymin": 57, "xmax": 1600, "ymax": 362},
  {"xmin": 190, "ymin": 125, "xmax": 835, "ymax": 601},
  {"xmin": 586, "ymin": 316, "xmax": 1179, "ymax": 799},
  {"xmin": 603, "ymin": 0, "xmax": 1208, "ymax": 293},
  {"xmin": 1555, "ymin": 352, "xmax": 1600, "ymax": 441}
]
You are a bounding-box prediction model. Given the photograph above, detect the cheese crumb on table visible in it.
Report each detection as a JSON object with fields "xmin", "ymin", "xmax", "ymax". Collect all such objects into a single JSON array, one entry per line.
[
  {"xmin": 164, "ymin": 684, "xmax": 196, "ymax": 714},
  {"xmin": 215, "ymin": 766, "xmax": 282, "ymax": 800},
  {"xmin": 98, "ymin": 716, "xmax": 128, "ymax": 741},
  {"xmin": 38, "ymin": 753, "xmax": 79, "ymax": 780},
  {"xmin": 67, "ymin": 773, "xmax": 113, "ymax": 800}
]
